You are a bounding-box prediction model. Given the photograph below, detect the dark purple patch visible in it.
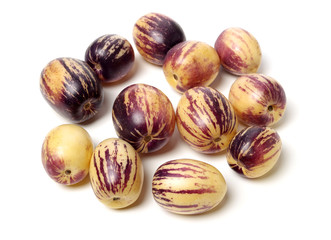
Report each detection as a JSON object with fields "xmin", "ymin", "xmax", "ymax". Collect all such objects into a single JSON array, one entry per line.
[
  {"xmin": 228, "ymin": 126, "xmax": 280, "ymax": 170},
  {"xmin": 134, "ymin": 13, "xmax": 186, "ymax": 65},
  {"xmin": 85, "ymin": 34, "xmax": 135, "ymax": 83},
  {"xmin": 40, "ymin": 58, "xmax": 103, "ymax": 123}
]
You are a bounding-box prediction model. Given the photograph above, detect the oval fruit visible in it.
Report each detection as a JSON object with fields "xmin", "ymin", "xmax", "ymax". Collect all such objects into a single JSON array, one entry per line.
[
  {"xmin": 41, "ymin": 124, "xmax": 93, "ymax": 185},
  {"xmin": 227, "ymin": 126, "xmax": 282, "ymax": 178},
  {"xmin": 229, "ymin": 73, "xmax": 286, "ymax": 126},
  {"xmin": 85, "ymin": 34, "xmax": 135, "ymax": 83},
  {"xmin": 214, "ymin": 27, "xmax": 261, "ymax": 75},
  {"xmin": 89, "ymin": 138, "xmax": 144, "ymax": 209},
  {"xmin": 40, "ymin": 57, "xmax": 104, "ymax": 123},
  {"xmin": 112, "ymin": 83, "xmax": 176, "ymax": 153},
  {"xmin": 163, "ymin": 41, "xmax": 221, "ymax": 93},
  {"xmin": 133, "ymin": 12, "xmax": 186, "ymax": 65},
  {"xmin": 152, "ymin": 159, "xmax": 227, "ymax": 215},
  {"xmin": 176, "ymin": 86, "xmax": 238, "ymax": 153}
]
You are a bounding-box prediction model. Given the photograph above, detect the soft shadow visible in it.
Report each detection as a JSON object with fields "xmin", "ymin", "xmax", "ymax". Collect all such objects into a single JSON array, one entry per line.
[
  {"xmin": 270, "ymin": 99, "xmax": 294, "ymax": 129},
  {"xmin": 210, "ymin": 66, "xmax": 236, "ymax": 94}
]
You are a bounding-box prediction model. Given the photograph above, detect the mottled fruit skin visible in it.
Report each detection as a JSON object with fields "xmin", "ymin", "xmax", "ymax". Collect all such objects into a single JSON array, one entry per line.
[
  {"xmin": 112, "ymin": 84, "xmax": 176, "ymax": 153},
  {"xmin": 229, "ymin": 73, "xmax": 286, "ymax": 126},
  {"xmin": 41, "ymin": 124, "xmax": 93, "ymax": 185},
  {"xmin": 133, "ymin": 12, "xmax": 186, "ymax": 65},
  {"xmin": 85, "ymin": 34, "xmax": 135, "ymax": 83},
  {"xmin": 152, "ymin": 159, "xmax": 227, "ymax": 215},
  {"xmin": 40, "ymin": 57, "xmax": 104, "ymax": 123},
  {"xmin": 176, "ymin": 86, "xmax": 238, "ymax": 153},
  {"xmin": 163, "ymin": 41, "xmax": 221, "ymax": 93},
  {"xmin": 214, "ymin": 27, "xmax": 261, "ymax": 75},
  {"xmin": 89, "ymin": 138, "xmax": 144, "ymax": 209},
  {"xmin": 227, "ymin": 126, "xmax": 282, "ymax": 178}
]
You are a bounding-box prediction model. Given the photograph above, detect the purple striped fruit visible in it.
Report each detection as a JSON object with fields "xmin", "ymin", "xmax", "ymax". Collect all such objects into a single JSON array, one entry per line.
[
  {"xmin": 176, "ymin": 86, "xmax": 238, "ymax": 153},
  {"xmin": 133, "ymin": 12, "xmax": 186, "ymax": 65},
  {"xmin": 229, "ymin": 73, "xmax": 286, "ymax": 126},
  {"xmin": 85, "ymin": 34, "xmax": 135, "ymax": 83},
  {"xmin": 112, "ymin": 84, "xmax": 176, "ymax": 153},
  {"xmin": 41, "ymin": 124, "xmax": 93, "ymax": 185},
  {"xmin": 227, "ymin": 126, "xmax": 282, "ymax": 178},
  {"xmin": 89, "ymin": 138, "xmax": 144, "ymax": 209},
  {"xmin": 214, "ymin": 27, "xmax": 261, "ymax": 75},
  {"xmin": 40, "ymin": 57, "xmax": 104, "ymax": 123},
  {"xmin": 163, "ymin": 41, "xmax": 221, "ymax": 93},
  {"xmin": 152, "ymin": 159, "xmax": 227, "ymax": 215}
]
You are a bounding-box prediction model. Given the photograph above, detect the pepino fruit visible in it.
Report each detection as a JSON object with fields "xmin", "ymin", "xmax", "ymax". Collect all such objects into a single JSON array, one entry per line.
[
  {"xmin": 227, "ymin": 126, "xmax": 282, "ymax": 178},
  {"xmin": 89, "ymin": 138, "xmax": 144, "ymax": 209},
  {"xmin": 41, "ymin": 124, "xmax": 93, "ymax": 185},
  {"xmin": 112, "ymin": 83, "xmax": 176, "ymax": 153},
  {"xmin": 40, "ymin": 57, "xmax": 104, "ymax": 123},
  {"xmin": 176, "ymin": 86, "xmax": 238, "ymax": 153},
  {"xmin": 152, "ymin": 159, "xmax": 227, "ymax": 215}
]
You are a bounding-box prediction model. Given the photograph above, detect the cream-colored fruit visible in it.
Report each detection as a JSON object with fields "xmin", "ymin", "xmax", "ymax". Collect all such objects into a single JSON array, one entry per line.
[{"xmin": 41, "ymin": 124, "xmax": 93, "ymax": 185}]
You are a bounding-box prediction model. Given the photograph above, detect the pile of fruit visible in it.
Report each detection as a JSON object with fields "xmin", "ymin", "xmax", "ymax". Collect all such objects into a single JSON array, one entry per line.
[{"xmin": 40, "ymin": 12, "xmax": 286, "ymax": 215}]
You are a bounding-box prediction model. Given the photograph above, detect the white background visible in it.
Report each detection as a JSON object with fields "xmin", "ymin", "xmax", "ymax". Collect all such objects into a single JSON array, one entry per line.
[{"xmin": 1, "ymin": 0, "xmax": 330, "ymax": 239}]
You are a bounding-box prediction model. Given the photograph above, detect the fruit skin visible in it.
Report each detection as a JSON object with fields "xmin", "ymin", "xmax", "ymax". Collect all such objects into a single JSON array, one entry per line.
[
  {"xmin": 89, "ymin": 138, "xmax": 144, "ymax": 209},
  {"xmin": 229, "ymin": 73, "xmax": 286, "ymax": 126},
  {"xmin": 112, "ymin": 83, "xmax": 176, "ymax": 153},
  {"xmin": 227, "ymin": 126, "xmax": 281, "ymax": 178},
  {"xmin": 40, "ymin": 57, "xmax": 104, "ymax": 123},
  {"xmin": 214, "ymin": 27, "xmax": 261, "ymax": 75},
  {"xmin": 152, "ymin": 159, "xmax": 227, "ymax": 215},
  {"xmin": 163, "ymin": 41, "xmax": 221, "ymax": 93},
  {"xmin": 85, "ymin": 34, "xmax": 135, "ymax": 83},
  {"xmin": 176, "ymin": 86, "xmax": 238, "ymax": 154},
  {"xmin": 133, "ymin": 12, "xmax": 186, "ymax": 65},
  {"xmin": 41, "ymin": 124, "xmax": 93, "ymax": 185}
]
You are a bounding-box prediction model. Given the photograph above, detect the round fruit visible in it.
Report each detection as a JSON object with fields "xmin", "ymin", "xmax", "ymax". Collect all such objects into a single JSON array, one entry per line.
[
  {"xmin": 40, "ymin": 57, "xmax": 104, "ymax": 123},
  {"xmin": 112, "ymin": 83, "xmax": 176, "ymax": 153},
  {"xmin": 89, "ymin": 138, "xmax": 144, "ymax": 209},
  {"xmin": 214, "ymin": 27, "xmax": 261, "ymax": 75},
  {"xmin": 227, "ymin": 126, "xmax": 282, "ymax": 178},
  {"xmin": 85, "ymin": 34, "xmax": 135, "ymax": 83},
  {"xmin": 41, "ymin": 124, "xmax": 93, "ymax": 185},
  {"xmin": 163, "ymin": 41, "xmax": 221, "ymax": 93},
  {"xmin": 152, "ymin": 159, "xmax": 227, "ymax": 215},
  {"xmin": 229, "ymin": 73, "xmax": 286, "ymax": 126},
  {"xmin": 176, "ymin": 86, "xmax": 238, "ymax": 153},
  {"xmin": 133, "ymin": 12, "xmax": 186, "ymax": 65}
]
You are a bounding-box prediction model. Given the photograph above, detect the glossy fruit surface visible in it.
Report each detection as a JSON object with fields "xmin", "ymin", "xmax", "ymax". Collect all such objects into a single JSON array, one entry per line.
[
  {"xmin": 227, "ymin": 126, "xmax": 281, "ymax": 178},
  {"xmin": 90, "ymin": 138, "xmax": 144, "ymax": 209},
  {"xmin": 41, "ymin": 124, "xmax": 93, "ymax": 185},
  {"xmin": 133, "ymin": 12, "xmax": 186, "ymax": 65},
  {"xmin": 163, "ymin": 41, "xmax": 221, "ymax": 93},
  {"xmin": 152, "ymin": 159, "xmax": 227, "ymax": 215},
  {"xmin": 85, "ymin": 34, "xmax": 135, "ymax": 83},
  {"xmin": 229, "ymin": 73, "xmax": 286, "ymax": 126},
  {"xmin": 40, "ymin": 57, "xmax": 104, "ymax": 123},
  {"xmin": 214, "ymin": 27, "xmax": 261, "ymax": 75},
  {"xmin": 112, "ymin": 83, "xmax": 176, "ymax": 153},
  {"xmin": 176, "ymin": 86, "xmax": 238, "ymax": 153}
]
